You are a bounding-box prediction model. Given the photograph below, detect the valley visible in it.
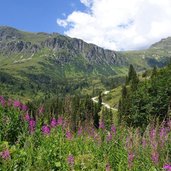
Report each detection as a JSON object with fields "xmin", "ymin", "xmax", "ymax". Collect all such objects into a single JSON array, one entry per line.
[{"xmin": 1, "ymin": 26, "xmax": 171, "ymax": 171}]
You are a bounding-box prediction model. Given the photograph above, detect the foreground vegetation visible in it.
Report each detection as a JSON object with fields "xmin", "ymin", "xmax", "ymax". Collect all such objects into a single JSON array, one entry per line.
[
  {"xmin": 0, "ymin": 97, "xmax": 171, "ymax": 171},
  {"xmin": 119, "ymin": 63, "xmax": 171, "ymax": 129}
]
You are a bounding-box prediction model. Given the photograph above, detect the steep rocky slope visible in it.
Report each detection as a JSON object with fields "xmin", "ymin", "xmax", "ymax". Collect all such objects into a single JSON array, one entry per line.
[{"xmin": 0, "ymin": 26, "xmax": 170, "ymax": 99}]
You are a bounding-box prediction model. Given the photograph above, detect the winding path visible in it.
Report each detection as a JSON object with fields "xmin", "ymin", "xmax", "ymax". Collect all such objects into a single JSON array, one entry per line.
[{"xmin": 91, "ymin": 91, "xmax": 118, "ymax": 111}]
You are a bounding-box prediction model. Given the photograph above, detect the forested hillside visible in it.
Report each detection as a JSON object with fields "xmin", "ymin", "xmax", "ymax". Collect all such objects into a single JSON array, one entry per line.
[
  {"xmin": 119, "ymin": 63, "xmax": 171, "ymax": 128},
  {"xmin": 0, "ymin": 26, "xmax": 171, "ymax": 101}
]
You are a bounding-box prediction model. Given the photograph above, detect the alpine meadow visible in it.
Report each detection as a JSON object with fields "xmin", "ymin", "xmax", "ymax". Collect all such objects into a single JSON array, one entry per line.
[{"xmin": 1, "ymin": 0, "xmax": 171, "ymax": 170}]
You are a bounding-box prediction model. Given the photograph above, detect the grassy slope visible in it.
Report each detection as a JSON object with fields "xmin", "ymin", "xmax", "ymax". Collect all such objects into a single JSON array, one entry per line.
[{"xmin": 1, "ymin": 27, "xmax": 171, "ymax": 101}]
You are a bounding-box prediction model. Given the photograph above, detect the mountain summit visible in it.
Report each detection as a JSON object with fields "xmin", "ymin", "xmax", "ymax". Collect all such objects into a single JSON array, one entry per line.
[{"xmin": 0, "ymin": 26, "xmax": 170, "ymax": 99}]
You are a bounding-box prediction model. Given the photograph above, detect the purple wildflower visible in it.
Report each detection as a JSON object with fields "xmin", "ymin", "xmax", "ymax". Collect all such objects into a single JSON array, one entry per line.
[
  {"xmin": 50, "ymin": 118, "xmax": 57, "ymax": 128},
  {"xmin": 66, "ymin": 130, "xmax": 72, "ymax": 140},
  {"xmin": 151, "ymin": 151, "xmax": 159, "ymax": 165},
  {"xmin": 13, "ymin": 100, "xmax": 21, "ymax": 108},
  {"xmin": 126, "ymin": 136, "xmax": 133, "ymax": 150},
  {"xmin": 29, "ymin": 119, "xmax": 36, "ymax": 133},
  {"xmin": 106, "ymin": 163, "xmax": 111, "ymax": 171},
  {"xmin": 128, "ymin": 152, "xmax": 135, "ymax": 168},
  {"xmin": 150, "ymin": 128, "xmax": 156, "ymax": 141},
  {"xmin": 106, "ymin": 133, "xmax": 112, "ymax": 142},
  {"xmin": 77, "ymin": 127, "xmax": 82, "ymax": 136},
  {"xmin": 57, "ymin": 117, "xmax": 63, "ymax": 126},
  {"xmin": 111, "ymin": 124, "xmax": 116, "ymax": 135},
  {"xmin": 167, "ymin": 120, "xmax": 171, "ymax": 130},
  {"xmin": 21, "ymin": 104, "xmax": 28, "ymax": 111},
  {"xmin": 149, "ymin": 128, "xmax": 158, "ymax": 149},
  {"xmin": 0, "ymin": 97, "xmax": 6, "ymax": 107},
  {"xmin": 24, "ymin": 112, "xmax": 30, "ymax": 121},
  {"xmin": 38, "ymin": 106, "xmax": 44, "ymax": 114},
  {"xmin": 7, "ymin": 99, "xmax": 13, "ymax": 106},
  {"xmin": 67, "ymin": 155, "xmax": 74, "ymax": 166},
  {"xmin": 163, "ymin": 164, "xmax": 171, "ymax": 171},
  {"xmin": 42, "ymin": 125, "xmax": 51, "ymax": 135},
  {"xmin": 159, "ymin": 127, "xmax": 168, "ymax": 147},
  {"xmin": 99, "ymin": 121, "xmax": 105, "ymax": 129},
  {"xmin": 142, "ymin": 137, "xmax": 147, "ymax": 148},
  {"xmin": 0, "ymin": 149, "xmax": 10, "ymax": 160},
  {"xmin": 0, "ymin": 96, "xmax": 4, "ymax": 100}
]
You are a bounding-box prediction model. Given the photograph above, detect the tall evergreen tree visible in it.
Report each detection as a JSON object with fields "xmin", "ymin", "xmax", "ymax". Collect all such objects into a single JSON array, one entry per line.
[
  {"xmin": 151, "ymin": 66, "xmax": 157, "ymax": 78},
  {"xmin": 93, "ymin": 92, "xmax": 102, "ymax": 129},
  {"xmin": 127, "ymin": 64, "xmax": 139, "ymax": 91}
]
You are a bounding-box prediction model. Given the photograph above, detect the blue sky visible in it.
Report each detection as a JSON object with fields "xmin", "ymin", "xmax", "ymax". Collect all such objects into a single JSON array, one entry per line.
[
  {"xmin": 0, "ymin": 0, "xmax": 85, "ymax": 34},
  {"xmin": 0, "ymin": 0, "xmax": 171, "ymax": 50}
]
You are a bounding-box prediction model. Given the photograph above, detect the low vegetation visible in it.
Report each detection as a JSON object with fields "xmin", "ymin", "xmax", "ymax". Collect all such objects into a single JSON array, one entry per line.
[{"xmin": 0, "ymin": 95, "xmax": 171, "ymax": 170}]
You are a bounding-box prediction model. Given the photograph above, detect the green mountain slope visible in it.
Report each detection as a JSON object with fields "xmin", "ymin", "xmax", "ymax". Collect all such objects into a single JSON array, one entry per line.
[
  {"xmin": 0, "ymin": 26, "xmax": 171, "ymax": 100},
  {"xmin": 118, "ymin": 63, "xmax": 171, "ymax": 128}
]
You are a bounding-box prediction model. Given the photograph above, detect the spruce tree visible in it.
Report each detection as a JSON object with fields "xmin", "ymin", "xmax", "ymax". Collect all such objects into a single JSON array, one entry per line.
[
  {"xmin": 151, "ymin": 66, "xmax": 157, "ymax": 78},
  {"xmin": 93, "ymin": 92, "xmax": 102, "ymax": 129}
]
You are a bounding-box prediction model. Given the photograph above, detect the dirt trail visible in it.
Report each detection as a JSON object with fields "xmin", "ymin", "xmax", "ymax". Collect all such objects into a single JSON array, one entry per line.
[{"xmin": 91, "ymin": 91, "xmax": 118, "ymax": 111}]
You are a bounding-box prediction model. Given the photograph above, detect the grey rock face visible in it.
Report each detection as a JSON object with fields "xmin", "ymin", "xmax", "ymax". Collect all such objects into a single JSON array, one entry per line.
[
  {"xmin": 0, "ymin": 41, "xmax": 40, "ymax": 54},
  {"xmin": 0, "ymin": 26, "xmax": 128, "ymax": 66},
  {"xmin": 0, "ymin": 26, "xmax": 23, "ymax": 41}
]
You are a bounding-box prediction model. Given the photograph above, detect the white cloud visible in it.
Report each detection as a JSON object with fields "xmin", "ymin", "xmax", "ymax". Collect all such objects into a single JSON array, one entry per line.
[{"xmin": 57, "ymin": 0, "xmax": 171, "ymax": 50}]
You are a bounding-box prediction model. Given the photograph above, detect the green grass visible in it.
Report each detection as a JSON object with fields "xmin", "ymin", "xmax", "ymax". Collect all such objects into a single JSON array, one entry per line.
[
  {"xmin": 102, "ymin": 86, "xmax": 122, "ymax": 108},
  {"xmin": 0, "ymin": 98, "xmax": 171, "ymax": 170}
]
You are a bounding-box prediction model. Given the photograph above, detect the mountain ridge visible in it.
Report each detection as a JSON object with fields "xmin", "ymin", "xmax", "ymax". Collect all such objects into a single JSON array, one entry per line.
[{"xmin": 0, "ymin": 26, "xmax": 171, "ymax": 100}]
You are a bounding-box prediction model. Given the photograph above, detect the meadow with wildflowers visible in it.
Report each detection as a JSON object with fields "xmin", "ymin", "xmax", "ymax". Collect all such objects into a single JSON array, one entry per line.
[{"xmin": 0, "ymin": 95, "xmax": 171, "ymax": 171}]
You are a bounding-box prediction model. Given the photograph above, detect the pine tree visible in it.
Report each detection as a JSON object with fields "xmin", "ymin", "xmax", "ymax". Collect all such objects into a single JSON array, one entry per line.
[
  {"xmin": 118, "ymin": 85, "xmax": 129, "ymax": 123},
  {"xmin": 127, "ymin": 64, "xmax": 139, "ymax": 91},
  {"xmin": 93, "ymin": 104, "xmax": 100, "ymax": 129},
  {"xmin": 151, "ymin": 66, "xmax": 157, "ymax": 78},
  {"xmin": 72, "ymin": 96, "xmax": 81, "ymax": 132},
  {"xmin": 118, "ymin": 99, "xmax": 122, "ymax": 124},
  {"xmin": 127, "ymin": 64, "xmax": 139, "ymax": 86},
  {"xmin": 98, "ymin": 92, "xmax": 102, "ymax": 109},
  {"xmin": 93, "ymin": 92, "xmax": 102, "ymax": 129}
]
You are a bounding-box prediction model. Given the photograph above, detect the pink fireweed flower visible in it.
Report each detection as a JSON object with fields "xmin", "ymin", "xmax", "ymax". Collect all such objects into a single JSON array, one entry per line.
[
  {"xmin": 0, "ymin": 149, "xmax": 10, "ymax": 160},
  {"xmin": 0, "ymin": 96, "xmax": 4, "ymax": 100},
  {"xmin": 13, "ymin": 100, "xmax": 21, "ymax": 108},
  {"xmin": 38, "ymin": 106, "xmax": 44, "ymax": 114},
  {"xmin": 29, "ymin": 119, "xmax": 36, "ymax": 133},
  {"xmin": 159, "ymin": 127, "xmax": 168, "ymax": 147},
  {"xmin": 21, "ymin": 104, "xmax": 28, "ymax": 111},
  {"xmin": 142, "ymin": 137, "xmax": 147, "ymax": 148},
  {"xmin": 0, "ymin": 96, "xmax": 6, "ymax": 107},
  {"xmin": 99, "ymin": 121, "xmax": 105, "ymax": 129},
  {"xmin": 151, "ymin": 151, "xmax": 159, "ymax": 165},
  {"xmin": 0, "ymin": 96, "xmax": 5, "ymax": 102},
  {"xmin": 163, "ymin": 164, "xmax": 171, "ymax": 171},
  {"xmin": 126, "ymin": 136, "xmax": 133, "ymax": 150},
  {"xmin": 106, "ymin": 133, "xmax": 112, "ymax": 142},
  {"xmin": 106, "ymin": 163, "xmax": 111, "ymax": 171},
  {"xmin": 150, "ymin": 128, "xmax": 156, "ymax": 141},
  {"xmin": 167, "ymin": 120, "xmax": 171, "ymax": 130},
  {"xmin": 0, "ymin": 99, "xmax": 6, "ymax": 107},
  {"xmin": 66, "ymin": 130, "xmax": 72, "ymax": 140},
  {"xmin": 57, "ymin": 117, "xmax": 63, "ymax": 126},
  {"xmin": 111, "ymin": 124, "xmax": 116, "ymax": 135},
  {"xmin": 128, "ymin": 151, "xmax": 135, "ymax": 169},
  {"xmin": 42, "ymin": 125, "xmax": 51, "ymax": 135},
  {"xmin": 67, "ymin": 155, "xmax": 74, "ymax": 166},
  {"xmin": 77, "ymin": 127, "xmax": 82, "ymax": 136},
  {"xmin": 7, "ymin": 99, "xmax": 13, "ymax": 106},
  {"xmin": 50, "ymin": 118, "xmax": 57, "ymax": 128},
  {"xmin": 24, "ymin": 112, "xmax": 30, "ymax": 121},
  {"xmin": 149, "ymin": 128, "xmax": 158, "ymax": 149},
  {"xmin": 29, "ymin": 119, "xmax": 36, "ymax": 127}
]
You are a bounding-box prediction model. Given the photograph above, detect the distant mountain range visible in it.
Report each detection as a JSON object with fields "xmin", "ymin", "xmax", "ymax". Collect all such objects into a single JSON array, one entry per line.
[{"xmin": 0, "ymin": 26, "xmax": 171, "ymax": 100}]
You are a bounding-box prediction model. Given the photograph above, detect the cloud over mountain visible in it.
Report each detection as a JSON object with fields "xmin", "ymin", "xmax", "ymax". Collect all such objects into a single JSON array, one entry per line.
[{"xmin": 57, "ymin": 0, "xmax": 171, "ymax": 50}]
